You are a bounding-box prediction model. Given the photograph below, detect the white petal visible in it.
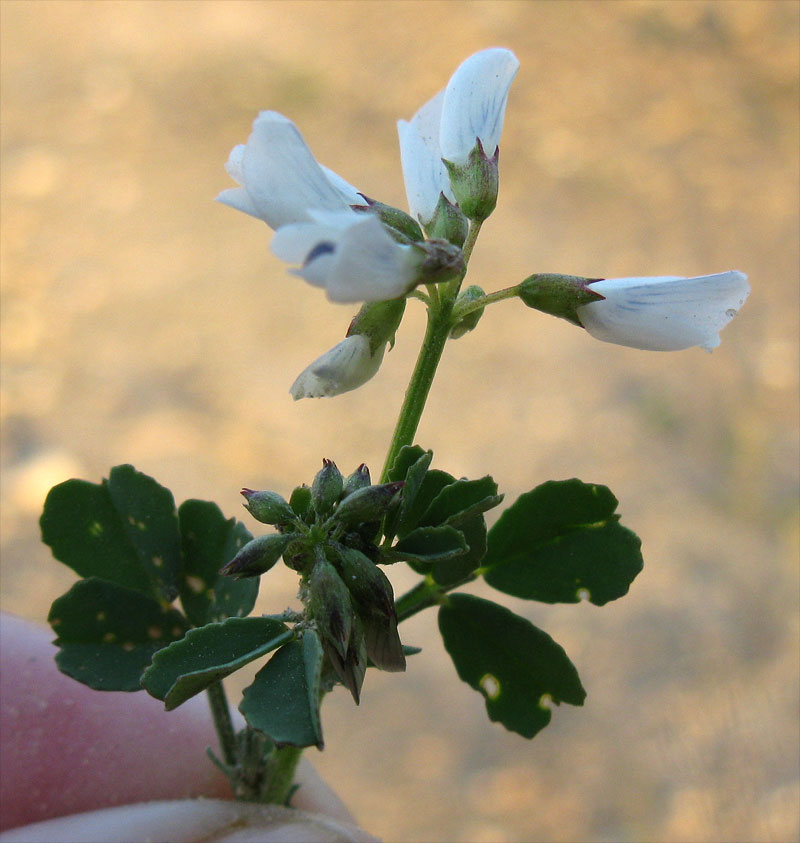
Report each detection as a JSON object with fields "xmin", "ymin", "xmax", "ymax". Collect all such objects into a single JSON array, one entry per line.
[
  {"xmin": 236, "ymin": 111, "xmax": 354, "ymax": 228},
  {"xmin": 439, "ymin": 48, "xmax": 519, "ymax": 165},
  {"xmin": 224, "ymin": 144, "xmax": 247, "ymax": 184},
  {"xmin": 290, "ymin": 334, "xmax": 385, "ymax": 399},
  {"xmin": 398, "ymin": 90, "xmax": 454, "ymax": 224},
  {"xmin": 323, "ymin": 216, "xmax": 418, "ymax": 303},
  {"xmin": 270, "ymin": 218, "xmax": 350, "ymax": 264},
  {"xmin": 320, "ymin": 164, "xmax": 365, "ymax": 206},
  {"xmin": 215, "ymin": 186, "xmax": 262, "ymax": 220},
  {"xmin": 576, "ymin": 271, "xmax": 750, "ymax": 351}
]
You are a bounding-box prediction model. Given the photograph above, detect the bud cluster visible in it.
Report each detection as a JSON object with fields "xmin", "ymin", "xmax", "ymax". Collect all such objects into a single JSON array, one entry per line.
[{"xmin": 220, "ymin": 460, "xmax": 406, "ymax": 703}]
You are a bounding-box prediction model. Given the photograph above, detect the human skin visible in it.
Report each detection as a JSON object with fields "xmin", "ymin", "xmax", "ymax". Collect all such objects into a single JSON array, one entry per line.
[{"xmin": 0, "ymin": 613, "xmax": 376, "ymax": 842}]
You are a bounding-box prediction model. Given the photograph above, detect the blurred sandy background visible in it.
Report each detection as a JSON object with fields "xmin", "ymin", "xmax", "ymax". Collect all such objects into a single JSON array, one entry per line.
[{"xmin": 1, "ymin": 1, "xmax": 798, "ymax": 841}]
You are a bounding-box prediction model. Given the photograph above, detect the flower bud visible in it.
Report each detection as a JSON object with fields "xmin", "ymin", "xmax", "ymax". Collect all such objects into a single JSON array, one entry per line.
[
  {"xmin": 334, "ymin": 481, "xmax": 404, "ymax": 527},
  {"xmin": 220, "ymin": 533, "xmax": 294, "ymax": 579},
  {"xmin": 311, "ymin": 459, "xmax": 343, "ymax": 516},
  {"xmin": 518, "ymin": 273, "xmax": 605, "ymax": 326},
  {"xmin": 308, "ymin": 556, "xmax": 353, "ymax": 662},
  {"xmin": 333, "ymin": 546, "xmax": 405, "ymax": 673},
  {"xmin": 289, "ymin": 484, "xmax": 313, "ymax": 520},
  {"xmin": 341, "ymin": 464, "xmax": 371, "ymax": 499},
  {"xmin": 322, "ymin": 611, "xmax": 367, "ymax": 705},
  {"xmin": 443, "ymin": 140, "xmax": 499, "ymax": 222},
  {"xmin": 424, "ymin": 193, "xmax": 468, "ymax": 247},
  {"xmin": 240, "ymin": 488, "xmax": 296, "ymax": 527},
  {"xmin": 450, "ymin": 285, "xmax": 486, "ymax": 339}
]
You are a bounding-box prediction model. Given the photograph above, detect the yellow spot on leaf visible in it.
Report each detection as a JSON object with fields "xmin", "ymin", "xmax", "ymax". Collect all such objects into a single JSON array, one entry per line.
[
  {"xmin": 185, "ymin": 575, "xmax": 205, "ymax": 594},
  {"xmin": 102, "ymin": 632, "xmax": 116, "ymax": 644},
  {"xmin": 88, "ymin": 521, "xmax": 103, "ymax": 538},
  {"xmin": 151, "ymin": 555, "xmax": 164, "ymax": 568},
  {"xmin": 480, "ymin": 673, "xmax": 501, "ymax": 700},
  {"xmin": 96, "ymin": 611, "xmax": 106, "ymax": 622}
]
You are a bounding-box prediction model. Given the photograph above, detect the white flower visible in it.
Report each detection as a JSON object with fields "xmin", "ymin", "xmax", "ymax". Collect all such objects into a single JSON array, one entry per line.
[
  {"xmin": 398, "ymin": 48, "xmax": 519, "ymax": 224},
  {"xmin": 576, "ymin": 271, "xmax": 750, "ymax": 351},
  {"xmin": 216, "ymin": 111, "xmax": 361, "ymax": 229},
  {"xmin": 290, "ymin": 334, "xmax": 385, "ymax": 399},
  {"xmin": 271, "ymin": 211, "xmax": 421, "ymax": 303}
]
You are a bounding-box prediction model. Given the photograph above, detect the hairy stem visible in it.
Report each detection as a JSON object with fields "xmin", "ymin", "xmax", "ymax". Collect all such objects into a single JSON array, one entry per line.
[{"xmin": 205, "ymin": 680, "xmax": 237, "ymax": 767}]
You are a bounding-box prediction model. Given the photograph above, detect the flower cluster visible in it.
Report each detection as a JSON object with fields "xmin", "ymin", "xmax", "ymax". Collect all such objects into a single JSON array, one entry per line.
[
  {"xmin": 221, "ymin": 460, "xmax": 407, "ymax": 703},
  {"xmin": 218, "ymin": 47, "xmax": 749, "ymax": 395}
]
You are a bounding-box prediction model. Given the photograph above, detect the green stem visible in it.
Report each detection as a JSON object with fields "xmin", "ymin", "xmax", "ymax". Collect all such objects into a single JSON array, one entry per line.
[
  {"xmin": 206, "ymin": 680, "xmax": 237, "ymax": 767},
  {"xmin": 261, "ymin": 745, "xmax": 304, "ymax": 805},
  {"xmin": 395, "ymin": 572, "xmax": 478, "ymax": 624},
  {"xmin": 379, "ymin": 221, "xmax": 484, "ymax": 482},
  {"xmin": 453, "ymin": 283, "xmax": 521, "ymax": 321}
]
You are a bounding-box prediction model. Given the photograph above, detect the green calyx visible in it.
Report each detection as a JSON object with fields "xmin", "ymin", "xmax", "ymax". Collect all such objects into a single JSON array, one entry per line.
[
  {"xmin": 347, "ymin": 298, "xmax": 407, "ymax": 354},
  {"xmin": 443, "ymin": 140, "xmax": 499, "ymax": 222},
  {"xmin": 424, "ymin": 193, "xmax": 469, "ymax": 247},
  {"xmin": 518, "ymin": 274, "xmax": 605, "ymax": 326}
]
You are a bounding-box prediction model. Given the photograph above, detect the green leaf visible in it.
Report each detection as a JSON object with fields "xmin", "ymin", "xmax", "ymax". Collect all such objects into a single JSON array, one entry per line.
[
  {"xmin": 397, "ymin": 469, "xmax": 456, "ymax": 539},
  {"xmin": 438, "ymin": 594, "xmax": 585, "ymax": 739},
  {"xmin": 106, "ymin": 465, "xmax": 182, "ymax": 601},
  {"xmin": 390, "ymin": 525, "xmax": 468, "ymax": 569},
  {"xmin": 386, "ymin": 445, "xmax": 428, "ymax": 482},
  {"xmin": 48, "ymin": 578, "xmax": 189, "ymax": 691},
  {"xmin": 384, "ymin": 449, "xmax": 432, "ymax": 542},
  {"xmin": 240, "ymin": 631, "xmax": 324, "ymax": 749},
  {"xmin": 142, "ymin": 616, "xmax": 293, "ymax": 710},
  {"xmin": 483, "ymin": 479, "xmax": 643, "ymax": 605},
  {"xmin": 431, "ymin": 515, "xmax": 487, "ymax": 587},
  {"xmin": 178, "ymin": 500, "xmax": 259, "ymax": 625},
  {"xmin": 419, "ymin": 475, "xmax": 503, "ymax": 528},
  {"xmin": 41, "ymin": 466, "xmax": 183, "ymax": 601}
]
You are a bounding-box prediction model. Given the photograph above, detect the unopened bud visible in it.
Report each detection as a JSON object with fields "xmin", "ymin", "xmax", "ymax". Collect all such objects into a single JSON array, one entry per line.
[
  {"xmin": 334, "ymin": 481, "xmax": 404, "ymax": 527},
  {"xmin": 341, "ymin": 464, "xmax": 371, "ymax": 499},
  {"xmin": 220, "ymin": 533, "xmax": 294, "ymax": 579},
  {"xmin": 443, "ymin": 139, "xmax": 499, "ymax": 222},
  {"xmin": 311, "ymin": 459, "xmax": 343, "ymax": 516},
  {"xmin": 518, "ymin": 273, "xmax": 605, "ymax": 326},
  {"xmin": 424, "ymin": 193, "xmax": 468, "ymax": 247},
  {"xmin": 308, "ymin": 556, "xmax": 353, "ymax": 662},
  {"xmin": 240, "ymin": 489, "xmax": 296, "ymax": 526},
  {"xmin": 450, "ymin": 285, "xmax": 486, "ymax": 339},
  {"xmin": 334, "ymin": 546, "xmax": 405, "ymax": 673},
  {"xmin": 289, "ymin": 484, "xmax": 313, "ymax": 521}
]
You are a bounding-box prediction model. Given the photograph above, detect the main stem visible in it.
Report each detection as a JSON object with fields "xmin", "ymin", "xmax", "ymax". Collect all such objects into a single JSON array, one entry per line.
[{"xmin": 380, "ymin": 221, "xmax": 483, "ymax": 482}]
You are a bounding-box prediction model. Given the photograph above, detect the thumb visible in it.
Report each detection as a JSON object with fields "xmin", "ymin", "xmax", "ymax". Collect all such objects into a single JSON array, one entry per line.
[{"xmin": 0, "ymin": 799, "xmax": 380, "ymax": 843}]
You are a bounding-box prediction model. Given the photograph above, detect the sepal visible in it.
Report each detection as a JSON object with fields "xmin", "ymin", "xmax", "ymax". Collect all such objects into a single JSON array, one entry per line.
[
  {"xmin": 518, "ymin": 273, "xmax": 605, "ymax": 326},
  {"xmin": 443, "ymin": 139, "xmax": 499, "ymax": 221}
]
